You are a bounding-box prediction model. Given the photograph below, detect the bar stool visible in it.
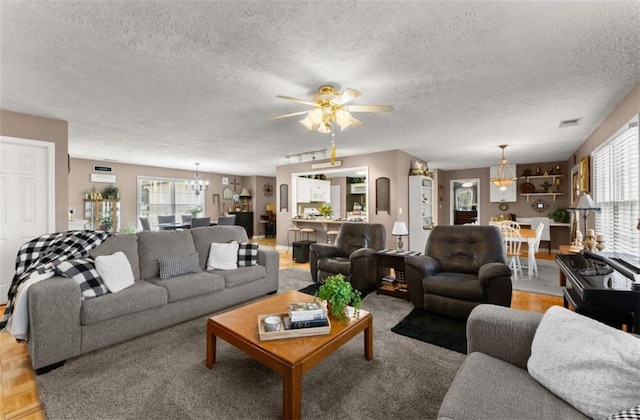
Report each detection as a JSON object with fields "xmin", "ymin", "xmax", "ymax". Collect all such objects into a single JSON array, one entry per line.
[
  {"xmin": 326, "ymin": 229, "xmax": 339, "ymax": 244},
  {"xmin": 287, "ymin": 227, "xmax": 301, "ymax": 253},
  {"xmin": 300, "ymin": 227, "xmax": 316, "ymax": 242}
]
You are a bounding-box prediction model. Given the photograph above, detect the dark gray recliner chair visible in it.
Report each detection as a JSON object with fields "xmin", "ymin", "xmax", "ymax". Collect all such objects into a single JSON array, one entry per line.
[
  {"xmin": 405, "ymin": 225, "xmax": 512, "ymax": 320},
  {"xmin": 309, "ymin": 223, "xmax": 386, "ymax": 293}
]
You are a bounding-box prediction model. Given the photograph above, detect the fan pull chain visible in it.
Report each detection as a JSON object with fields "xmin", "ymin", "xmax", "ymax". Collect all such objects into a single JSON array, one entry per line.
[{"xmin": 330, "ymin": 131, "xmax": 337, "ymax": 164}]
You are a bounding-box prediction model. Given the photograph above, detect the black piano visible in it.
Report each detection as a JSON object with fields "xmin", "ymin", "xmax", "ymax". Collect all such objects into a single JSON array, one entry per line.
[{"xmin": 556, "ymin": 251, "xmax": 640, "ymax": 333}]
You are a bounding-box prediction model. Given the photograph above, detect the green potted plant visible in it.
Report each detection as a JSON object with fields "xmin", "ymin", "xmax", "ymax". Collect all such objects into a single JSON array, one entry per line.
[
  {"xmin": 548, "ymin": 207, "xmax": 570, "ymax": 223},
  {"xmin": 188, "ymin": 206, "xmax": 202, "ymax": 217},
  {"xmin": 315, "ymin": 274, "xmax": 362, "ymax": 323},
  {"xmin": 102, "ymin": 185, "xmax": 119, "ymax": 199},
  {"xmin": 319, "ymin": 202, "xmax": 333, "ymax": 218}
]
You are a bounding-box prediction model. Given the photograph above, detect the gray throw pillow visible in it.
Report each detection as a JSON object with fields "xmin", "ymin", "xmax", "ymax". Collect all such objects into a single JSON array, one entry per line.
[{"xmin": 158, "ymin": 253, "xmax": 201, "ymax": 279}]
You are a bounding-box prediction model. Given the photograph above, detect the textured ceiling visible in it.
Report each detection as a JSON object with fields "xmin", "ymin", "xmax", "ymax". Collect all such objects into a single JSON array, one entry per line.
[{"xmin": 1, "ymin": 1, "xmax": 639, "ymax": 176}]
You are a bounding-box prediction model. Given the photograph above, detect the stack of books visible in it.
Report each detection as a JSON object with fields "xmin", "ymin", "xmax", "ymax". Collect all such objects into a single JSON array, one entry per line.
[{"xmin": 287, "ymin": 302, "xmax": 328, "ymax": 329}]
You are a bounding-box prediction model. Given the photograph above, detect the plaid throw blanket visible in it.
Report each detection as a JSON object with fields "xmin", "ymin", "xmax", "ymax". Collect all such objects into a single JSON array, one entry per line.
[{"xmin": 0, "ymin": 230, "xmax": 110, "ymax": 336}]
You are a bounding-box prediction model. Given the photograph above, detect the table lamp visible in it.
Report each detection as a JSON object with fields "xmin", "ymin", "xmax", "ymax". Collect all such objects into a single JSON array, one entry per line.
[
  {"xmin": 568, "ymin": 192, "xmax": 600, "ymax": 239},
  {"xmin": 392, "ymin": 221, "xmax": 409, "ymax": 251}
]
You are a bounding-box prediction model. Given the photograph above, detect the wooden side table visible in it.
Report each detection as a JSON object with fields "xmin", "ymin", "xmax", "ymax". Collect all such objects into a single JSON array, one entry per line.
[{"xmin": 375, "ymin": 250, "xmax": 420, "ymax": 300}]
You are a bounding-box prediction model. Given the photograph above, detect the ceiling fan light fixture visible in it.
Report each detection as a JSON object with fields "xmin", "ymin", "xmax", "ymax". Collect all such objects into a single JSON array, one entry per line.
[{"xmin": 490, "ymin": 145, "xmax": 518, "ymax": 190}]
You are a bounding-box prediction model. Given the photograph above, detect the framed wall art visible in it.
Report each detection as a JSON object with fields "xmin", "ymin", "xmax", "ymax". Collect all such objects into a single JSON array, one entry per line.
[{"xmin": 579, "ymin": 156, "xmax": 590, "ymax": 193}]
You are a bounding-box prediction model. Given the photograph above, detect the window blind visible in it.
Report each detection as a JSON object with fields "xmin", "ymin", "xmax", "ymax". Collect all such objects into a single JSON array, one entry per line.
[{"xmin": 592, "ymin": 115, "xmax": 640, "ymax": 258}]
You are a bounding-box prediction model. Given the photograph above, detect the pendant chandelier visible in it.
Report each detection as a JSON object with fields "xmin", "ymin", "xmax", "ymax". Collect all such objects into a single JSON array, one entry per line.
[
  {"xmin": 490, "ymin": 145, "xmax": 518, "ymax": 190},
  {"xmin": 186, "ymin": 163, "xmax": 209, "ymax": 196}
]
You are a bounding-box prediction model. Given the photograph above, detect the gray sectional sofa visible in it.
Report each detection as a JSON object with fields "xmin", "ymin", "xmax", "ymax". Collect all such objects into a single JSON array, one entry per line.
[
  {"xmin": 438, "ymin": 305, "xmax": 587, "ymax": 419},
  {"xmin": 27, "ymin": 226, "xmax": 279, "ymax": 371}
]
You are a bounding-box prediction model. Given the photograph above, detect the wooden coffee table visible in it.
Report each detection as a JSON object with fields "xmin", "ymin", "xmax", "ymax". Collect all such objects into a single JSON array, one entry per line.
[{"xmin": 206, "ymin": 290, "xmax": 373, "ymax": 419}]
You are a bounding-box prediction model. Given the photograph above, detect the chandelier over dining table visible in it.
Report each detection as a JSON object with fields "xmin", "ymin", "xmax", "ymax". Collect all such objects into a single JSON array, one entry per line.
[{"xmin": 186, "ymin": 162, "xmax": 209, "ymax": 196}]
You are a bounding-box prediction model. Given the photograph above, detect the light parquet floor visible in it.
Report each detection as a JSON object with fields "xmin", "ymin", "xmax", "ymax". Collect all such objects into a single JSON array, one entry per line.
[{"xmin": 0, "ymin": 238, "xmax": 562, "ymax": 419}]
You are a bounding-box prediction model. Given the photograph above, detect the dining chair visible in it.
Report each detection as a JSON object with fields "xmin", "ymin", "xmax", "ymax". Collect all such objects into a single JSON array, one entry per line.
[
  {"xmin": 499, "ymin": 225, "xmax": 523, "ymax": 280},
  {"xmin": 157, "ymin": 215, "xmax": 176, "ymax": 224},
  {"xmin": 530, "ymin": 217, "xmax": 551, "ymax": 253},
  {"xmin": 217, "ymin": 215, "xmax": 237, "ymax": 225},
  {"xmin": 499, "ymin": 220, "xmax": 521, "ymax": 231},
  {"xmin": 181, "ymin": 214, "xmax": 192, "ymax": 224},
  {"xmin": 139, "ymin": 217, "xmax": 151, "ymax": 231},
  {"xmin": 190, "ymin": 217, "xmax": 211, "ymax": 228}
]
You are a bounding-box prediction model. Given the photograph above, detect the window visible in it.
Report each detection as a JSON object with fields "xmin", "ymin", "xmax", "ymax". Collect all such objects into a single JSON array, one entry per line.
[
  {"xmin": 138, "ymin": 176, "xmax": 205, "ymax": 228},
  {"xmin": 592, "ymin": 115, "xmax": 639, "ymax": 260}
]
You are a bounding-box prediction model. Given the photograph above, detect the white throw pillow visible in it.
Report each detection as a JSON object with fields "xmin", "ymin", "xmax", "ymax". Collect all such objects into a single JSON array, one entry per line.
[
  {"xmin": 527, "ymin": 306, "xmax": 640, "ymax": 419},
  {"xmin": 94, "ymin": 251, "xmax": 135, "ymax": 293},
  {"xmin": 207, "ymin": 242, "xmax": 239, "ymax": 270}
]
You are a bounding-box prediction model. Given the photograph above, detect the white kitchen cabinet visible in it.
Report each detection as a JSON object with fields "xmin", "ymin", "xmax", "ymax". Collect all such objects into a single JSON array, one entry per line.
[
  {"xmin": 296, "ymin": 177, "xmax": 311, "ymax": 203},
  {"xmin": 409, "ymin": 175, "xmax": 434, "ymax": 252},
  {"xmin": 489, "ymin": 164, "xmax": 517, "ymax": 202}
]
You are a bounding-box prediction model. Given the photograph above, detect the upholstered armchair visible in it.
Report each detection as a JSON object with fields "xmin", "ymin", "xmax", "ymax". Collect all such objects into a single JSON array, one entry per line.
[
  {"xmin": 309, "ymin": 223, "xmax": 386, "ymax": 293},
  {"xmin": 405, "ymin": 225, "xmax": 512, "ymax": 320}
]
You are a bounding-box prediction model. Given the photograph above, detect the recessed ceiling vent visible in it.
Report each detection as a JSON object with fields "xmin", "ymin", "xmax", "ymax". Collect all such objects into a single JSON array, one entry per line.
[{"xmin": 559, "ymin": 118, "xmax": 581, "ymax": 128}]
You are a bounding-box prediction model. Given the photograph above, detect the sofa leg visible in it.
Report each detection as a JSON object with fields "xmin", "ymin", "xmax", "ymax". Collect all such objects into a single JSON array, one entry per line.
[{"xmin": 35, "ymin": 360, "xmax": 65, "ymax": 375}]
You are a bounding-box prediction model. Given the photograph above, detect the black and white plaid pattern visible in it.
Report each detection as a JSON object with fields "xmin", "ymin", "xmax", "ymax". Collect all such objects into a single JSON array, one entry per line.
[
  {"xmin": 0, "ymin": 230, "xmax": 110, "ymax": 329},
  {"xmin": 54, "ymin": 258, "xmax": 108, "ymax": 300},
  {"xmin": 158, "ymin": 253, "xmax": 201, "ymax": 279},
  {"xmin": 237, "ymin": 242, "xmax": 259, "ymax": 267},
  {"xmin": 609, "ymin": 406, "xmax": 640, "ymax": 420}
]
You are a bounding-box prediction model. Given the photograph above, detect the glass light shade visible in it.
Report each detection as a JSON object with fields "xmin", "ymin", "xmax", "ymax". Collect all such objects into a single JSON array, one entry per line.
[
  {"xmin": 392, "ymin": 221, "xmax": 408, "ymax": 236},
  {"xmin": 300, "ymin": 116, "xmax": 317, "ymax": 131},
  {"xmin": 317, "ymin": 123, "xmax": 331, "ymax": 133},
  {"xmin": 335, "ymin": 109, "xmax": 353, "ymax": 130},
  {"xmin": 308, "ymin": 108, "xmax": 323, "ymax": 124},
  {"xmin": 491, "ymin": 159, "xmax": 517, "ymax": 190}
]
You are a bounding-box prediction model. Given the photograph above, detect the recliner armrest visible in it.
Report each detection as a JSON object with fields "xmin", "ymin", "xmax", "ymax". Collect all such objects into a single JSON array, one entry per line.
[
  {"xmin": 348, "ymin": 247, "xmax": 377, "ymax": 260},
  {"xmin": 309, "ymin": 243, "xmax": 345, "ymax": 259},
  {"xmin": 477, "ymin": 262, "xmax": 512, "ymax": 286},
  {"xmin": 404, "ymin": 254, "xmax": 440, "ymax": 277},
  {"xmin": 467, "ymin": 304, "xmax": 543, "ymax": 369}
]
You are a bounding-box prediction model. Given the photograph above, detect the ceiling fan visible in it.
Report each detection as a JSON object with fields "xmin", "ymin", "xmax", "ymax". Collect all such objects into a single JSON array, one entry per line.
[{"xmin": 268, "ymin": 84, "xmax": 394, "ymax": 133}]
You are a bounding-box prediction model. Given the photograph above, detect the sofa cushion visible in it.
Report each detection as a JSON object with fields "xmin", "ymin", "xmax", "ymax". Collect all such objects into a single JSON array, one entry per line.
[
  {"xmin": 94, "ymin": 252, "xmax": 135, "ymax": 293},
  {"xmin": 237, "ymin": 242, "xmax": 259, "ymax": 267},
  {"xmin": 528, "ymin": 306, "xmax": 640, "ymax": 420},
  {"xmin": 191, "ymin": 226, "xmax": 249, "ymax": 269},
  {"xmin": 211, "ymin": 265, "xmax": 266, "ymax": 288},
  {"xmin": 207, "ymin": 242, "xmax": 239, "ymax": 270},
  {"xmin": 148, "ymin": 271, "xmax": 225, "ymax": 303},
  {"xmin": 137, "ymin": 230, "xmax": 197, "ymax": 279},
  {"xmin": 422, "ymin": 272, "xmax": 483, "ymax": 301},
  {"xmin": 158, "ymin": 253, "xmax": 201, "ymax": 279},
  {"xmin": 438, "ymin": 352, "xmax": 587, "ymax": 419},
  {"xmin": 54, "ymin": 258, "xmax": 108, "ymax": 300},
  {"xmin": 80, "ymin": 280, "xmax": 167, "ymax": 326},
  {"xmin": 90, "ymin": 233, "xmax": 140, "ymax": 280}
]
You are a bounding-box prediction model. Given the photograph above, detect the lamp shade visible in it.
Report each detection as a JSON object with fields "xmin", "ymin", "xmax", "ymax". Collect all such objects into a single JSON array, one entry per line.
[
  {"xmin": 568, "ymin": 193, "xmax": 600, "ymax": 211},
  {"xmin": 239, "ymin": 188, "xmax": 251, "ymax": 198},
  {"xmin": 392, "ymin": 221, "xmax": 408, "ymax": 236}
]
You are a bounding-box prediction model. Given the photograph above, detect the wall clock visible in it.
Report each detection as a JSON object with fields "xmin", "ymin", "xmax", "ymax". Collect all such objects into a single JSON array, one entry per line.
[
  {"xmin": 263, "ymin": 183, "xmax": 274, "ymax": 197},
  {"xmin": 499, "ymin": 203, "xmax": 509, "ymax": 211}
]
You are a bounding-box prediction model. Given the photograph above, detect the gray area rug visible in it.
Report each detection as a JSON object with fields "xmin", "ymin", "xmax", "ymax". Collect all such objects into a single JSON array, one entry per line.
[
  {"xmin": 512, "ymin": 258, "xmax": 563, "ymax": 297},
  {"xmin": 36, "ymin": 268, "xmax": 464, "ymax": 420}
]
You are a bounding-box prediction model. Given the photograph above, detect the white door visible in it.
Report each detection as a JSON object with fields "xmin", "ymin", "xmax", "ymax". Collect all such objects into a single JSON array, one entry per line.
[{"xmin": 0, "ymin": 137, "xmax": 55, "ymax": 304}]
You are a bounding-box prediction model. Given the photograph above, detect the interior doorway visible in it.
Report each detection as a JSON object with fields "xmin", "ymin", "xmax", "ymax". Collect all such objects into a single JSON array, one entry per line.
[{"xmin": 450, "ymin": 179, "xmax": 480, "ymax": 225}]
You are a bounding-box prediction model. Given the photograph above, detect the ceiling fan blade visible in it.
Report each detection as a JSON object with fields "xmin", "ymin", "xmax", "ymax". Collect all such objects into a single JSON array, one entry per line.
[
  {"xmin": 349, "ymin": 105, "xmax": 393, "ymax": 112},
  {"xmin": 275, "ymin": 95, "xmax": 316, "ymax": 106},
  {"xmin": 267, "ymin": 110, "xmax": 310, "ymax": 120},
  {"xmin": 350, "ymin": 117, "xmax": 364, "ymax": 128},
  {"xmin": 332, "ymin": 88, "xmax": 361, "ymax": 105},
  {"xmin": 348, "ymin": 104, "xmax": 394, "ymax": 113}
]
